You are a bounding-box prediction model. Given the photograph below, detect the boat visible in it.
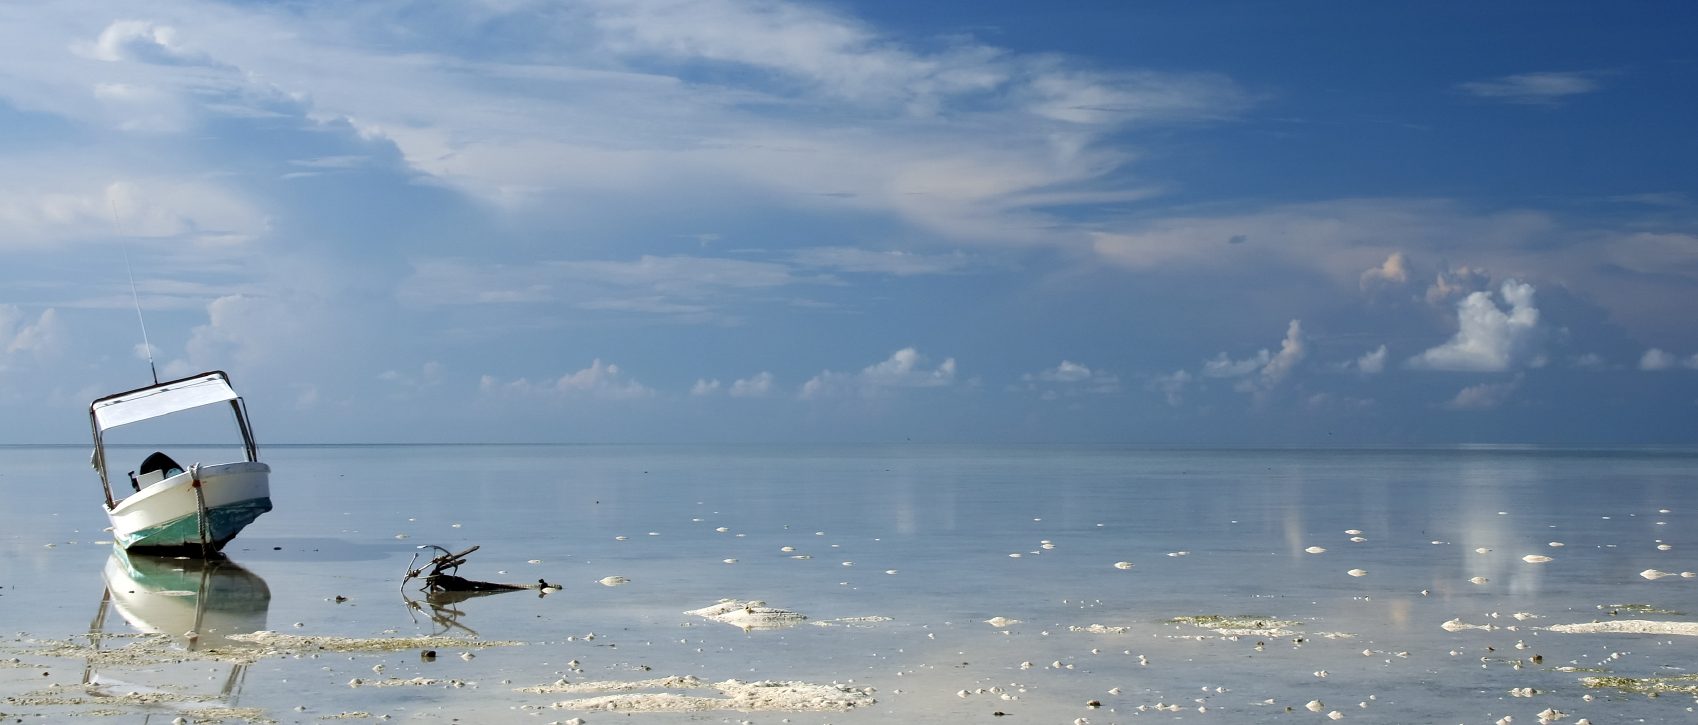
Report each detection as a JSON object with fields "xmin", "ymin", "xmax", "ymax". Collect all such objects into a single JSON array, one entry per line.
[{"xmin": 89, "ymin": 370, "xmax": 272, "ymax": 554}]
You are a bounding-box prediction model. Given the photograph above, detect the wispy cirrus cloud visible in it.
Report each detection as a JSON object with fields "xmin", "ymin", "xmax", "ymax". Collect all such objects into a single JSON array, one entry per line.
[
  {"xmin": 1456, "ymin": 71, "xmax": 1605, "ymax": 105},
  {"xmin": 0, "ymin": 1, "xmax": 1251, "ymax": 251}
]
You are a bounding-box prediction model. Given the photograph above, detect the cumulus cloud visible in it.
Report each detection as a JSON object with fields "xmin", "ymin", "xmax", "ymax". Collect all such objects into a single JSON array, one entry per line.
[
  {"xmin": 76, "ymin": 20, "xmax": 227, "ymax": 68},
  {"xmin": 691, "ymin": 371, "xmax": 776, "ymax": 397},
  {"xmin": 1199, "ymin": 320, "xmax": 1305, "ymax": 395},
  {"xmin": 1359, "ymin": 252, "xmax": 1409, "ymax": 290},
  {"xmin": 0, "ymin": 306, "xmax": 66, "ymax": 361},
  {"xmin": 378, "ymin": 361, "xmax": 445, "ymax": 393},
  {"xmin": 1456, "ymin": 71, "xmax": 1604, "ymax": 105},
  {"xmin": 1640, "ymin": 348, "xmax": 1698, "ymax": 371},
  {"xmin": 801, "ymin": 347, "xmax": 956, "ymax": 399},
  {"xmin": 1425, "ymin": 265, "xmax": 1491, "ymax": 305},
  {"xmin": 1640, "ymin": 348, "xmax": 1675, "ymax": 371},
  {"xmin": 1258, "ymin": 320, "xmax": 1306, "ymax": 388},
  {"xmin": 165, "ymin": 293, "xmax": 327, "ymax": 378},
  {"xmin": 480, "ymin": 359, "xmax": 654, "ymax": 400},
  {"xmin": 1407, "ymin": 280, "xmax": 1540, "ymax": 372},
  {"xmin": 1202, "ymin": 349, "xmax": 1269, "ymax": 378},
  {"xmin": 1019, "ymin": 360, "xmax": 1121, "ymax": 397},
  {"xmin": 1352, "ymin": 345, "xmax": 1388, "ymax": 375},
  {"xmin": 1443, "ymin": 377, "xmax": 1522, "ymax": 410},
  {"xmin": 729, "ymin": 371, "xmax": 775, "ymax": 397}
]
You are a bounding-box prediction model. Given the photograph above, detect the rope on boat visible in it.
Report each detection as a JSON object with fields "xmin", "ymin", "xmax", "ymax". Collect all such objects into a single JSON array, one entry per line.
[{"xmin": 191, "ymin": 463, "xmax": 211, "ymax": 557}]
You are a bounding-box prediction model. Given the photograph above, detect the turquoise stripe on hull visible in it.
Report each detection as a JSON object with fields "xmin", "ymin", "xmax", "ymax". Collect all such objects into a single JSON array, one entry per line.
[{"xmin": 118, "ymin": 497, "xmax": 273, "ymax": 553}]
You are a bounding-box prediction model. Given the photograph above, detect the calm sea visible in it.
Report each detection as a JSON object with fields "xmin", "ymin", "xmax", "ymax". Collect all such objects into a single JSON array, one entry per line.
[{"xmin": 2, "ymin": 444, "xmax": 1696, "ymax": 722}]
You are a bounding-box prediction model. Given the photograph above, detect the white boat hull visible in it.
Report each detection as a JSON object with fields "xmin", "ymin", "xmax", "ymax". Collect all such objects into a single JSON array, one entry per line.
[{"xmin": 108, "ymin": 461, "xmax": 271, "ymax": 553}]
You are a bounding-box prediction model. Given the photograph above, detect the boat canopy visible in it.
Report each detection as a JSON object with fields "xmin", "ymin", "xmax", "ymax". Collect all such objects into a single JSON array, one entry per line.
[{"xmin": 92, "ymin": 372, "xmax": 242, "ymax": 432}]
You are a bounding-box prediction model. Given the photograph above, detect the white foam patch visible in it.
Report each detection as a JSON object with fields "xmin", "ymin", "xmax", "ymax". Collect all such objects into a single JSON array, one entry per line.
[{"xmin": 685, "ymin": 600, "xmax": 807, "ymax": 629}]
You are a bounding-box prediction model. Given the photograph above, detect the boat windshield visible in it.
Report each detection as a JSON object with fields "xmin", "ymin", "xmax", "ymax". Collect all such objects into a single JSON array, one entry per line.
[{"xmin": 92, "ymin": 373, "xmax": 241, "ymax": 432}]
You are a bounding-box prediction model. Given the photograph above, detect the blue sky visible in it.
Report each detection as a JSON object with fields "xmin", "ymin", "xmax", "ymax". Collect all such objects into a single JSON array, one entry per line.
[{"xmin": 1, "ymin": 0, "xmax": 1695, "ymax": 444}]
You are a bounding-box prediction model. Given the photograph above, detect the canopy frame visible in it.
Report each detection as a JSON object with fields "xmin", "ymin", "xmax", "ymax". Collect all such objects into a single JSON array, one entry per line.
[{"xmin": 89, "ymin": 371, "xmax": 260, "ymax": 508}]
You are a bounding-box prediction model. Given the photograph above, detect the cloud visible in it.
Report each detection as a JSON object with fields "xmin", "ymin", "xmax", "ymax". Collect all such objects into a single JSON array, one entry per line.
[
  {"xmin": 480, "ymin": 359, "xmax": 654, "ymax": 400},
  {"xmin": 789, "ymin": 247, "xmax": 977, "ymax": 276},
  {"xmin": 1359, "ymin": 252, "xmax": 1409, "ymax": 290},
  {"xmin": 1352, "ymin": 345, "xmax": 1388, "ymax": 375},
  {"xmin": 0, "ymin": 306, "xmax": 65, "ymax": 361},
  {"xmin": 78, "ymin": 20, "xmax": 223, "ymax": 67},
  {"xmin": 801, "ymin": 347, "xmax": 956, "ymax": 399},
  {"xmin": 1199, "ymin": 320, "xmax": 1305, "ymax": 394},
  {"xmin": 0, "ymin": 178, "xmax": 268, "ymax": 251},
  {"xmin": 378, "ymin": 361, "xmax": 445, "ymax": 394},
  {"xmin": 1203, "ymin": 350, "xmax": 1269, "ymax": 378},
  {"xmin": 584, "ymin": 0, "xmax": 1248, "ymax": 124},
  {"xmin": 398, "ymin": 255, "xmax": 827, "ymax": 324},
  {"xmin": 1640, "ymin": 348, "xmax": 1698, "ymax": 371},
  {"xmin": 729, "ymin": 371, "xmax": 775, "ymax": 398},
  {"xmin": 168, "ymin": 294, "xmax": 304, "ymax": 376},
  {"xmin": 1148, "ymin": 369, "xmax": 1191, "ymax": 406},
  {"xmin": 1425, "ymin": 265, "xmax": 1491, "ymax": 305},
  {"xmin": 1408, "ymin": 280, "xmax": 1540, "ymax": 372},
  {"xmin": 1090, "ymin": 199, "xmax": 1555, "ymax": 283},
  {"xmin": 1456, "ymin": 71, "xmax": 1604, "ymax": 105},
  {"xmin": 1019, "ymin": 360, "xmax": 1121, "ymax": 397},
  {"xmin": 1443, "ymin": 377, "xmax": 1522, "ymax": 410},
  {"xmin": 0, "ymin": 0, "xmax": 1251, "ymax": 249},
  {"xmin": 690, "ymin": 371, "xmax": 775, "ymax": 397},
  {"xmin": 1640, "ymin": 348, "xmax": 1676, "ymax": 371},
  {"xmin": 1258, "ymin": 320, "xmax": 1306, "ymax": 388},
  {"xmin": 1085, "ymin": 198, "xmax": 1698, "ymax": 344}
]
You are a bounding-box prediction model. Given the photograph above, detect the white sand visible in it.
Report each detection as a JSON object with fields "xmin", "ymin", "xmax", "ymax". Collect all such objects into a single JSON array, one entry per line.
[
  {"xmin": 1169, "ymin": 615, "xmax": 1298, "ymax": 637},
  {"xmin": 348, "ymin": 677, "xmax": 453, "ymax": 688},
  {"xmin": 226, "ymin": 632, "xmax": 521, "ymax": 653},
  {"xmin": 542, "ymin": 678, "xmax": 875, "ymax": 713},
  {"xmin": 810, "ymin": 616, "xmax": 893, "ymax": 627},
  {"xmin": 1546, "ymin": 620, "xmax": 1698, "ymax": 636},
  {"xmin": 519, "ymin": 675, "xmax": 707, "ymax": 694},
  {"xmin": 1069, "ymin": 624, "xmax": 1132, "ymax": 634},
  {"xmin": 685, "ymin": 600, "xmax": 807, "ymax": 629}
]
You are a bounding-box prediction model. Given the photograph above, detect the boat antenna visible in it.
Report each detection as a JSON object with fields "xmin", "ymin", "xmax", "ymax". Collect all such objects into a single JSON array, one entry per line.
[{"xmin": 109, "ymin": 196, "xmax": 159, "ymax": 385}]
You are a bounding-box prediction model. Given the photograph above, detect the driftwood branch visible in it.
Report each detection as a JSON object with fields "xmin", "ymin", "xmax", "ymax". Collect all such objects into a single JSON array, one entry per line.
[{"xmin": 402, "ymin": 544, "xmax": 556, "ymax": 595}]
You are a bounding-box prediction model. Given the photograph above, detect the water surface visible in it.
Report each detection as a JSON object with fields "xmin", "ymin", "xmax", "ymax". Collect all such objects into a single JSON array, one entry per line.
[{"xmin": 2, "ymin": 444, "xmax": 1696, "ymax": 722}]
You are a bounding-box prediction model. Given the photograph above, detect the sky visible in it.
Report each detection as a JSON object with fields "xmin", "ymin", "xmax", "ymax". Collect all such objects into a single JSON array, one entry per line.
[{"xmin": 1, "ymin": 0, "xmax": 1695, "ymax": 444}]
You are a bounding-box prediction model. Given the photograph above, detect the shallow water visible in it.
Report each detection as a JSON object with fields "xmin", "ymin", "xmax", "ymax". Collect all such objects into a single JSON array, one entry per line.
[{"xmin": 2, "ymin": 444, "xmax": 1697, "ymax": 722}]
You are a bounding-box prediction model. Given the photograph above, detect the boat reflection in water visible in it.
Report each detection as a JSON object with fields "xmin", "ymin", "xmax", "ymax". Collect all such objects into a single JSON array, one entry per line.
[{"xmin": 87, "ymin": 547, "xmax": 271, "ymax": 704}]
